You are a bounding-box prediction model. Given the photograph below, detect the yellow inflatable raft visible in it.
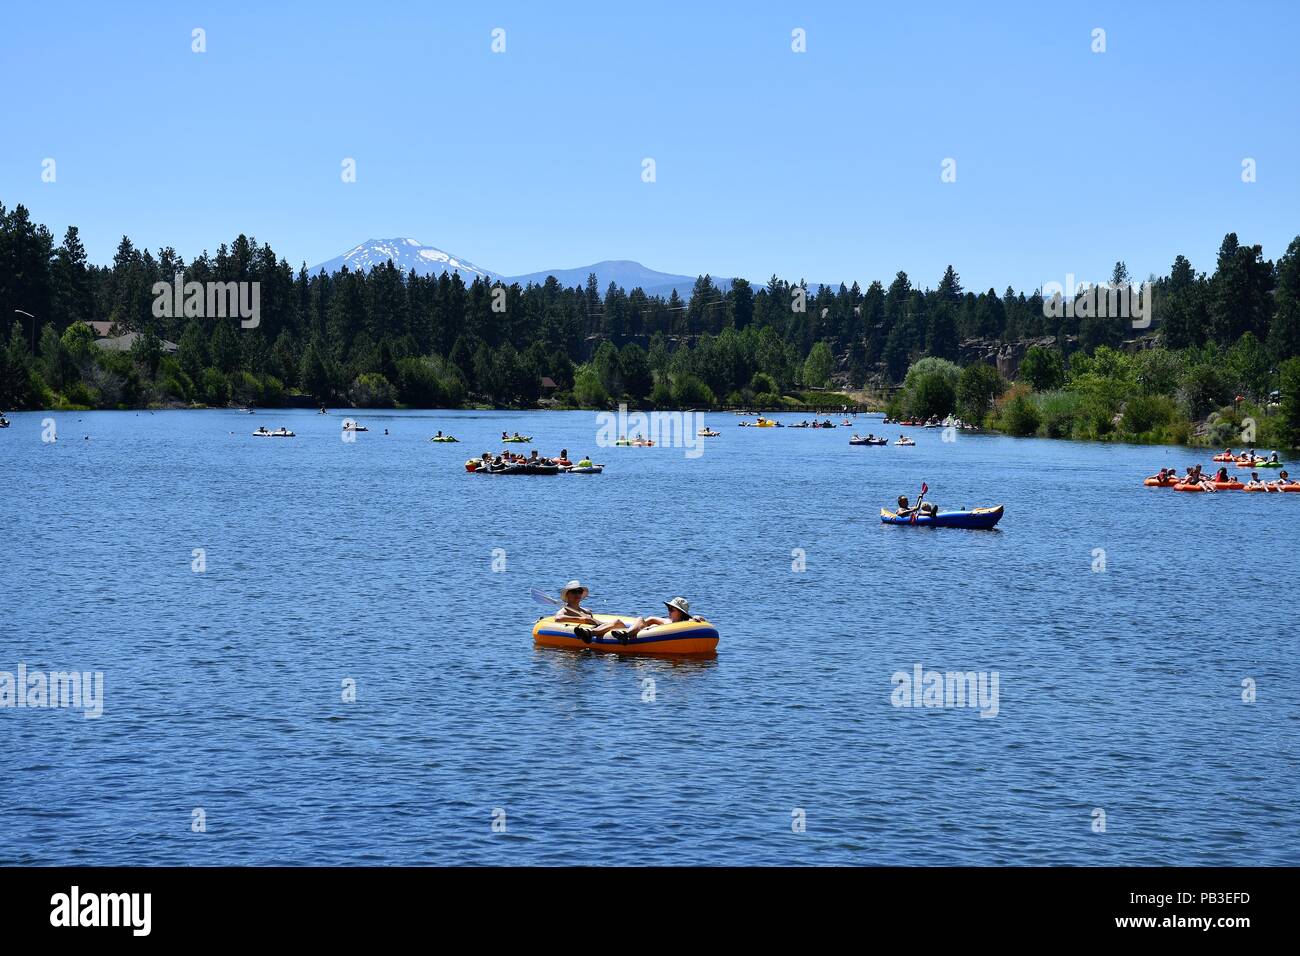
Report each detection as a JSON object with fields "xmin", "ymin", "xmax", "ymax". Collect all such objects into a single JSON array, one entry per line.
[{"xmin": 532, "ymin": 614, "xmax": 719, "ymax": 656}]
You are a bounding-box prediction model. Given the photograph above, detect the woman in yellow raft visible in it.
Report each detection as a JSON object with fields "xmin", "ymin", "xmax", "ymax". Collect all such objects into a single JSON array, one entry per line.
[{"xmin": 538, "ymin": 583, "xmax": 718, "ymax": 654}]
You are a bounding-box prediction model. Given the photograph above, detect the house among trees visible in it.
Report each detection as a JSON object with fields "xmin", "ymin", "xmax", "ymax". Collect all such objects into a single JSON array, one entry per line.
[{"xmin": 95, "ymin": 331, "xmax": 178, "ymax": 354}]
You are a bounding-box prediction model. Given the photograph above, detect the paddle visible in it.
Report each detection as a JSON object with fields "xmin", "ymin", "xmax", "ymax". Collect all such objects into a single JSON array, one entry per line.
[
  {"xmin": 530, "ymin": 588, "xmax": 563, "ymax": 607},
  {"xmin": 911, "ymin": 481, "xmax": 928, "ymax": 523}
]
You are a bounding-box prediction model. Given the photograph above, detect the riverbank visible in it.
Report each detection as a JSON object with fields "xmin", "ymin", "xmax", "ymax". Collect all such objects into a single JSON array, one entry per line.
[{"xmin": 888, "ymin": 347, "xmax": 1300, "ymax": 454}]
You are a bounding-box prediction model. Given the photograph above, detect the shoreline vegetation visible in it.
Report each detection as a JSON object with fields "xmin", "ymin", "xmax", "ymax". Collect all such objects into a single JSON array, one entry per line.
[{"xmin": 2, "ymin": 203, "xmax": 1298, "ymax": 450}]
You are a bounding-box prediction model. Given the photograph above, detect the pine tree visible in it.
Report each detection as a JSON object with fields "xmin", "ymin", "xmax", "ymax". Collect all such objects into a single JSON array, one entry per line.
[{"xmin": 1268, "ymin": 237, "xmax": 1300, "ymax": 361}]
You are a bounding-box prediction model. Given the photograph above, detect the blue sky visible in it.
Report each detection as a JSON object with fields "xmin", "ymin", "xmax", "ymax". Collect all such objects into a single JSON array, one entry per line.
[{"xmin": 2, "ymin": 1, "xmax": 1297, "ymax": 292}]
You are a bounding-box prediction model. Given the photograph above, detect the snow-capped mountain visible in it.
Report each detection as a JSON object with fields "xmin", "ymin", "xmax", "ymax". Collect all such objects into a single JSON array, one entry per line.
[
  {"xmin": 307, "ymin": 238, "xmax": 744, "ymax": 298},
  {"xmin": 308, "ymin": 238, "xmax": 498, "ymax": 282}
]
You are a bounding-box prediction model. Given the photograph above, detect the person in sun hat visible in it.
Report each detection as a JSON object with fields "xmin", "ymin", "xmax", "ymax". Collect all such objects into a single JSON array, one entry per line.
[
  {"xmin": 557, "ymin": 581, "xmax": 625, "ymax": 645},
  {"xmin": 606, "ymin": 597, "xmax": 698, "ymax": 645},
  {"xmin": 554, "ymin": 581, "xmax": 594, "ymax": 623}
]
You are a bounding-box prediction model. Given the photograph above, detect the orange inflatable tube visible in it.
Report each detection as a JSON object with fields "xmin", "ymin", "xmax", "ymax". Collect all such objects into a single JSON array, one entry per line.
[{"xmin": 533, "ymin": 614, "xmax": 718, "ymax": 656}]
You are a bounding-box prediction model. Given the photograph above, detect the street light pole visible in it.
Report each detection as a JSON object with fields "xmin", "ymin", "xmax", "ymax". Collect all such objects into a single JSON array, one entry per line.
[{"xmin": 13, "ymin": 309, "xmax": 36, "ymax": 353}]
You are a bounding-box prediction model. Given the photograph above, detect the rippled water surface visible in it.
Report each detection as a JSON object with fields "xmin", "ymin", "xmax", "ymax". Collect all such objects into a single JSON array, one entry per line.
[{"xmin": 2, "ymin": 408, "xmax": 1297, "ymax": 865}]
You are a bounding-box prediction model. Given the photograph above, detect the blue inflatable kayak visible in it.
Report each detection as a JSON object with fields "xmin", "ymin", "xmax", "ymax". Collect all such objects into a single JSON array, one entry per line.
[{"xmin": 880, "ymin": 505, "xmax": 1004, "ymax": 529}]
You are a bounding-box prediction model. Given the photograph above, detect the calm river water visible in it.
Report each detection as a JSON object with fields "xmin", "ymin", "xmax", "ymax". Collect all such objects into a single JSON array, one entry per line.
[{"xmin": 1, "ymin": 408, "xmax": 1296, "ymax": 865}]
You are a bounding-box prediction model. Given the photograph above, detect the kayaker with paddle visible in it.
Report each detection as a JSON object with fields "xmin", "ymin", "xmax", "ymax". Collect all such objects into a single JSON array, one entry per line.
[{"xmin": 900, "ymin": 479, "xmax": 940, "ymax": 518}]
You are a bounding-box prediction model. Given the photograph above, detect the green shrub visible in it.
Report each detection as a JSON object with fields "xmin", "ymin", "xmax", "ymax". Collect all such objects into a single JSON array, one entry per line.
[
  {"xmin": 1019, "ymin": 346, "xmax": 1065, "ymax": 391},
  {"xmin": 200, "ymin": 368, "xmax": 229, "ymax": 406},
  {"xmin": 397, "ymin": 357, "xmax": 444, "ymax": 407},
  {"xmin": 956, "ymin": 363, "xmax": 1006, "ymax": 425},
  {"xmin": 573, "ymin": 365, "xmax": 610, "ymax": 407},
  {"xmin": 749, "ymin": 372, "xmax": 779, "ymax": 396},
  {"xmin": 257, "ymin": 375, "xmax": 284, "ymax": 407},
  {"xmin": 350, "ymin": 372, "xmax": 395, "ymax": 407},
  {"xmin": 649, "ymin": 377, "xmax": 674, "ymax": 408},
  {"xmin": 160, "ymin": 375, "xmax": 189, "ymax": 402},
  {"xmin": 671, "ymin": 373, "xmax": 716, "ymax": 407},
  {"xmin": 1076, "ymin": 396, "xmax": 1117, "ymax": 438},
  {"xmin": 1122, "ymin": 394, "xmax": 1176, "ymax": 434},
  {"xmin": 1281, "ymin": 357, "xmax": 1300, "ymax": 448},
  {"xmin": 62, "ymin": 382, "xmax": 97, "ymax": 409},
  {"xmin": 1033, "ymin": 390, "xmax": 1082, "ymax": 439},
  {"xmin": 906, "ymin": 371, "xmax": 956, "ymax": 420},
  {"xmin": 1206, "ymin": 413, "xmax": 1240, "ymax": 447},
  {"xmin": 998, "ymin": 391, "xmax": 1041, "ymax": 436}
]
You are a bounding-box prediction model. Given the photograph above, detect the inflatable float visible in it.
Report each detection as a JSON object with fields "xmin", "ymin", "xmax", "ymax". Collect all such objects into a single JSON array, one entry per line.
[
  {"xmin": 698, "ymin": 429, "xmax": 721, "ymax": 437},
  {"xmin": 565, "ymin": 464, "xmax": 604, "ymax": 474},
  {"xmin": 895, "ymin": 438, "xmax": 915, "ymax": 446},
  {"xmin": 533, "ymin": 614, "xmax": 719, "ymax": 656},
  {"xmin": 1143, "ymin": 477, "xmax": 1178, "ymax": 487},
  {"xmin": 430, "ymin": 436, "xmax": 459, "ymax": 443},
  {"xmin": 501, "ymin": 435, "xmax": 532, "ymax": 443},
  {"xmin": 466, "ymin": 460, "xmax": 559, "ymax": 474},
  {"xmin": 879, "ymin": 505, "xmax": 1004, "ymax": 529}
]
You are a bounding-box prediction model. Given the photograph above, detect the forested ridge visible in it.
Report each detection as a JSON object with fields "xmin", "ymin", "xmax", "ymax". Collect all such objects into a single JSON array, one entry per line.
[{"xmin": 2, "ymin": 202, "xmax": 1299, "ymax": 446}]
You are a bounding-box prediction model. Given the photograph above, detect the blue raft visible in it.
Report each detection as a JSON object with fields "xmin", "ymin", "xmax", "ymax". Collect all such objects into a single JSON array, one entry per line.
[{"xmin": 880, "ymin": 505, "xmax": 1004, "ymax": 529}]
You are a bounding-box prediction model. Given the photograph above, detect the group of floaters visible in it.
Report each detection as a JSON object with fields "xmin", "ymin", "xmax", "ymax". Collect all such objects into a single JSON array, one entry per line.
[
  {"xmin": 1211, "ymin": 448, "xmax": 1283, "ymax": 468},
  {"xmin": 532, "ymin": 580, "xmax": 719, "ymax": 655},
  {"xmin": 466, "ymin": 447, "xmax": 603, "ymax": 474},
  {"xmin": 252, "ymin": 426, "xmax": 295, "ymax": 437},
  {"xmin": 1145, "ymin": 450, "xmax": 1297, "ymax": 492},
  {"xmin": 883, "ymin": 415, "xmax": 978, "ymax": 430},
  {"xmin": 848, "ymin": 433, "xmax": 915, "ymax": 445}
]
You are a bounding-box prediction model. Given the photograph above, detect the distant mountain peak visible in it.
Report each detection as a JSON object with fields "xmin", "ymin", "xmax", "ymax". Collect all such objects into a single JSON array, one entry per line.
[
  {"xmin": 310, "ymin": 238, "xmax": 496, "ymax": 281},
  {"xmin": 309, "ymin": 238, "xmax": 748, "ymax": 299}
]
